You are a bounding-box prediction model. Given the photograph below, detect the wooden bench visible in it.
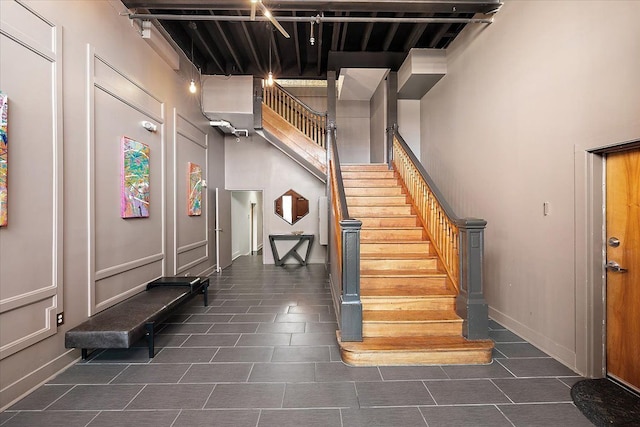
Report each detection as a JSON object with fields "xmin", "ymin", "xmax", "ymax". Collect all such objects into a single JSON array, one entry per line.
[{"xmin": 65, "ymin": 277, "xmax": 209, "ymax": 359}]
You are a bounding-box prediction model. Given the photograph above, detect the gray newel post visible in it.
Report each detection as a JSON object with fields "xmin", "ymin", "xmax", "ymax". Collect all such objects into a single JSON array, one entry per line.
[
  {"xmin": 340, "ymin": 218, "xmax": 363, "ymax": 341},
  {"xmin": 455, "ymin": 218, "xmax": 489, "ymax": 340}
]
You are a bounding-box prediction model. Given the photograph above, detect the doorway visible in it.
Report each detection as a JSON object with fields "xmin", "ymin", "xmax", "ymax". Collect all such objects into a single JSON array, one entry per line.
[
  {"xmin": 605, "ymin": 148, "xmax": 640, "ymax": 391},
  {"xmin": 577, "ymin": 141, "xmax": 640, "ymax": 386},
  {"xmin": 231, "ymin": 191, "xmax": 263, "ymax": 261}
]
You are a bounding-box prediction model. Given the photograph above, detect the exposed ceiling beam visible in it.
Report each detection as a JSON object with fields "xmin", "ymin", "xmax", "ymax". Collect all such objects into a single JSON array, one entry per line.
[
  {"xmin": 125, "ymin": 0, "xmax": 503, "ymax": 14},
  {"xmin": 237, "ymin": 11, "xmax": 264, "ymax": 74},
  {"xmin": 130, "ymin": 13, "xmax": 493, "ymax": 24},
  {"xmin": 187, "ymin": 21, "xmax": 225, "ymax": 73},
  {"xmin": 316, "ymin": 21, "xmax": 324, "ymax": 76},
  {"xmin": 360, "ymin": 12, "xmax": 377, "ymax": 51},
  {"xmin": 269, "ymin": 31, "xmax": 282, "ymax": 73},
  {"xmin": 339, "ymin": 12, "xmax": 349, "ymax": 51},
  {"xmin": 292, "ymin": 11, "xmax": 303, "ymax": 75},
  {"xmin": 331, "ymin": 12, "xmax": 342, "ymax": 51},
  {"xmin": 327, "ymin": 51, "xmax": 406, "ymax": 71},
  {"xmin": 382, "ymin": 12, "xmax": 404, "ymax": 51},
  {"xmin": 427, "ymin": 22, "xmax": 452, "ymax": 48},
  {"xmin": 209, "ymin": 13, "xmax": 244, "ymax": 73},
  {"xmin": 403, "ymin": 22, "xmax": 428, "ymax": 51}
]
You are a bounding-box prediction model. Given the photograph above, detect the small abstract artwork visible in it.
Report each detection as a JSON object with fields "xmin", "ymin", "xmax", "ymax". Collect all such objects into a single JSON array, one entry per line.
[
  {"xmin": 121, "ymin": 136, "xmax": 150, "ymax": 218},
  {"xmin": 187, "ymin": 162, "xmax": 202, "ymax": 216},
  {"xmin": 0, "ymin": 93, "xmax": 7, "ymax": 227}
]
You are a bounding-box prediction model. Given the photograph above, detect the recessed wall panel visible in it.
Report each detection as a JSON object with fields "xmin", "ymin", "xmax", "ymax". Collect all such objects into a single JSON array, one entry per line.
[
  {"xmin": 89, "ymin": 50, "xmax": 165, "ymax": 313},
  {"xmin": 0, "ymin": 2, "xmax": 62, "ymax": 360},
  {"xmin": 94, "ymin": 259, "xmax": 163, "ymax": 310},
  {"xmin": 174, "ymin": 111, "xmax": 207, "ymax": 274}
]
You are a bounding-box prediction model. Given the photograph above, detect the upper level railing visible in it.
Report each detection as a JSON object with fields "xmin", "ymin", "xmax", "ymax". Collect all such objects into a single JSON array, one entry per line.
[
  {"xmin": 263, "ymin": 82, "xmax": 327, "ymax": 149},
  {"xmin": 391, "ymin": 132, "xmax": 489, "ymax": 340},
  {"xmin": 327, "ymin": 123, "xmax": 362, "ymax": 342}
]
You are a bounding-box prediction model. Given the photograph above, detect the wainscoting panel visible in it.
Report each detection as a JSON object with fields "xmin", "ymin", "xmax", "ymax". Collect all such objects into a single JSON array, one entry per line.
[
  {"xmin": 173, "ymin": 110, "xmax": 208, "ymax": 275},
  {"xmin": 87, "ymin": 47, "xmax": 166, "ymax": 315},
  {"xmin": 0, "ymin": 1, "xmax": 62, "ymax": 360}
]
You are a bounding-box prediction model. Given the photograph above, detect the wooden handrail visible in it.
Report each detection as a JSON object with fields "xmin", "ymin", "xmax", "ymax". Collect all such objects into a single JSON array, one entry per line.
[
  {"xmin": 327, "ymin": 124, "xmax": 362, "ymax": 342},
  {"xmin": 391, "ymin": 132, "xmax": 489, "ymax": 339},
  {"xmin": 263, "ymin": 82, "xmax": 327, "ymax": 149},
  {"xmin": 392, "ymin": 135, "xmax": 460, "ymax": 290}
]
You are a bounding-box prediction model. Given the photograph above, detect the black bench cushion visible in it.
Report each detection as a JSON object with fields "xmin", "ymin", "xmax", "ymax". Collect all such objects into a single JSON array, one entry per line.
[{"xmin": 65, "ymin": 286, "xmax": 191, "ymax": 350}]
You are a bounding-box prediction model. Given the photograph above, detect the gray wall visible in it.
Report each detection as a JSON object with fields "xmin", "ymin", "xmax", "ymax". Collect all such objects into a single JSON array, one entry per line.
[
  {"xmin": 225, "ymin": 135, "xmax": 327, "ymax": 265},
  {"xmin": 336, "ymin": 100, "xmax": 370, "ymax": 163},
  {"xmin": 0, "ymin": 0, "xmax": 228, "ymax": 408},
  {"xmin": 418, "ymin": 0, "xmax": 640, "ymax": 373},
  {"xmin": 398, "ymin": 100, "xmax": 421, "ymax": 158},
  {"xmin": 370, "ymin": 79, "xmax": 387, "ymax": 163}
]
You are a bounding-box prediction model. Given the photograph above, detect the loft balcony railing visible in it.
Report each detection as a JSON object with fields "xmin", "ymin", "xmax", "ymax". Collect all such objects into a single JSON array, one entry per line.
[
  {"xmin": 390, "ymin": 131, "xmax": 489, "ymax": 339},
  {"xmin": 263, "ymin": 82, "xmax": 327, "ymax": 149}
]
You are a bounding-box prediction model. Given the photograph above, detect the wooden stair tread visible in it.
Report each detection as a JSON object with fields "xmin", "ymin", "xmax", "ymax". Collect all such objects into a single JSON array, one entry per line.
[
  {"xmin": 361, "ymin": 239, "xmax": 427, "ymax": 244},
  {"xmin": 361, "ymin": 287, "xmax": 456, "ymax": 297},
  {"xmin": 338, "ymin": 333, "xmax": 494, "ymax": 352},
  {"xmin": 364, "ymin": 310, "xmax": 461, "ymax": 322},
  {"xmin": 343, "ymin": 180, "xmax": 399, "ymax": 188},
  {"xmin": 352, "ymin": 212, "xmax": 415, "ymax": 218},
  {"xmin": 361, "ymin": 253, "xmax": 437, "ymax": 260},
  {"xmin": 342, "ymin": 163, "xmax": 389, "ymax": 171},
  {"xmin": 361, "ymin": 269, "xmax": 446, "ymax": 277}
]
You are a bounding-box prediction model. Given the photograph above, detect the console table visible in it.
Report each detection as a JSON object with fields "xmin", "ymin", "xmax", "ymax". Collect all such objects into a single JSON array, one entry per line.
[{"xmin": 269, "ymin": 234, "xmax": 314, "ymax": 266}]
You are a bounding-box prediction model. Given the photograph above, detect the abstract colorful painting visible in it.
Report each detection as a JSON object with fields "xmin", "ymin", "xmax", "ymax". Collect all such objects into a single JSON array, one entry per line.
[
  {"xmin": 187, "ymin": 162, "xmax": 202, "ymax": 216},
  {"xmin": 0, "ymin": 93, "xmax": 7, "ymax": 227},
  {"xmin": 121, "ymin": 136, "xmax": 150, "ymax": 218}
]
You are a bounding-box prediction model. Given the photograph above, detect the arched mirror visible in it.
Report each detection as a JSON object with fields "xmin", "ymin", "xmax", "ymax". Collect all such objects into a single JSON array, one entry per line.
[{"xmin": 274, "ymin": 189, "xmax": 309, "ymax": 225}]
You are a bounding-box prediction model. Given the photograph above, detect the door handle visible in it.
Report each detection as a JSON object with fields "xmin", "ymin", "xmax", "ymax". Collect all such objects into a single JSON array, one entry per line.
[{"xmin": 606, "ymin": 260, "xmax": 628, "ymax": 273}]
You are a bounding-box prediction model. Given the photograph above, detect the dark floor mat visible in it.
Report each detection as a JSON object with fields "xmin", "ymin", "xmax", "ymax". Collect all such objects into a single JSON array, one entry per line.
[{"xmin": 571, "ymin": 378, "xmax": 640, "ymax": 426}]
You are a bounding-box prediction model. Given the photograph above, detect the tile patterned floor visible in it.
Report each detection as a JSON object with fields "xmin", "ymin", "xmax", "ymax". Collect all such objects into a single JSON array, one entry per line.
[{"xmin": 0, "ymin": 255, "xmax": 593, "ymax": 426}]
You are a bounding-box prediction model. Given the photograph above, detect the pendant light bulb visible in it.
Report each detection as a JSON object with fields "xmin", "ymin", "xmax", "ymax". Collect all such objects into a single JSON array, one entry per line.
[
  {"xmin": 267, "ymin": 72, "xmax": 274, "ymax": 86},
  {"xmin": 189, "ymin": 79, "xmax": 197, "ymax": 94}
]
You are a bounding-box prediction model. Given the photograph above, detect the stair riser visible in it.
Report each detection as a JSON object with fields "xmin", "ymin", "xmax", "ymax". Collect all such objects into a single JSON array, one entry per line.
[
  {"xmin": 350, "ymin": 206, "xmax": 413, "ymax": 216},
  {"xmin": 360, "ymin": 242, "xmax": 431, "ymax": 255},
  {"xmin": 360, "ymin": 276, "xmax": 449, "ymax": 289},
  {"xmin": 342, "ymin": 171, "xmax": 396, "ymax": 179},
  {"xmin": 360, "ymin": 229, "xmax": 424, "ymax": 241},
  {"xmin": 347, "ymin": 196, "xmax": 408, "ymax": 206},
  {"xmin": 359, "ymin": 217, "xmax": 420, "ymax": 228},
  {"xmin": 340, "ymin": 349, "xmax": 493, "ymax": 366},
  {"xmin": 345, "ymin": 187, "xmax": 403, "ymax": 196},
  {"xmin": 361, "ymin": 259, "xmax": 439, "ymax": 271},
  {"xmin": 361, "ymin": 298, "xmax": 455, "ymax": 311},
  {"xmin": 363, "ymin": 322, "xmax": 462, "ymax": 337}
]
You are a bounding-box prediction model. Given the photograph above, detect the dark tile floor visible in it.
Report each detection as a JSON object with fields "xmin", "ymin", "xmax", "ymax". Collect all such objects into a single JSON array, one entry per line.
[{"xmin": 0, "ymin": 255, "xmax": 593, "ymax": 426}]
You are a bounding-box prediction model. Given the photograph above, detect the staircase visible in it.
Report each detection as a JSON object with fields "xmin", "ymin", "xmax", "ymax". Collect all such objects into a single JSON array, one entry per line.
[{"xmin": 337, "ymin": 163, "xmax": 493, "ymax": 365}]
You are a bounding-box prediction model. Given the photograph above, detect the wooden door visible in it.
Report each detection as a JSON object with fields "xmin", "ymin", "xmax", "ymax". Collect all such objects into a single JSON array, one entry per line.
[{"xmin": 606, "ymin": 148, "xmax": 640, "ymax": 391}]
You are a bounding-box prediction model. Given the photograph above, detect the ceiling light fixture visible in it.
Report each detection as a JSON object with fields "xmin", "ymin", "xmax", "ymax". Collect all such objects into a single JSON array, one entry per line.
[
  {"xmin": 249, "ymin": 0, "xmax": 290, "ymax": 38},
  {"xmin": 309, "ymin": 21, "xmax": 315, "ymax": 45},
  {"xmin": 188, "ymin": 22, "xmax": 197, "ymax": 94},
  {"xmin": 266, "ymin": 35, "xmax": 274, "ymax": 86}
]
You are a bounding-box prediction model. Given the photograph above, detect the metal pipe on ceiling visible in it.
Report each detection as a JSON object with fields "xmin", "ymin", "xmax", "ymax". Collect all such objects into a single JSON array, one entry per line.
[{"xmin": 127, "ymin": 13, "xmax": 494, "ymax": 25}]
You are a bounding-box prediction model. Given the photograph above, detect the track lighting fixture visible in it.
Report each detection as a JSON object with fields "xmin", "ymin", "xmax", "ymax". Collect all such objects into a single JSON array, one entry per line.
[{"xmin": 309, "ymin": 21, "xmax": 315, "ymax": 45}]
